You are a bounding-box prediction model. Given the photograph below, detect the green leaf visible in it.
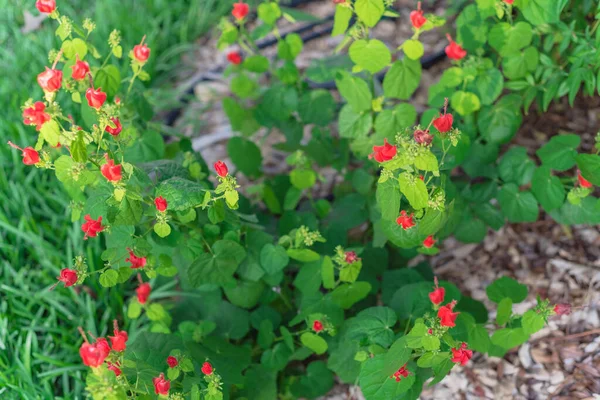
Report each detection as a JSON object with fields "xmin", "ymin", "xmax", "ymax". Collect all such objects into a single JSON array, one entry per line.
[
  {"xmin": 331, "ymin": 282, "xmax": 371, "ymax": 309},
  {"xmin": 421, "ymin": 335, "xmax": 440, "ymax": 351},
  {"xmin": 293, "ymin": 261, "xmax": 322, "ymax": 294},
  {"xmin": 339, "ymin": 260, "xmax": 362, "ymax": 283},
  {"xmin": 290, "ymin": 169, "xmax": 316, "ymax": 190},
  {"xmin": 260, "ymin": 244, "xmax": 289, "ymax": 275},
  {"xmin": 467, "ymin": 325, "xmax": 490, "ymax": 353},
  {"xmin": 154, "ymin": 222, "xmax": 171, "ymax": 238},
  {"xmin": 112, "ymin": 195, "xmax": 143, "ymax": 226},
  {"xmin": 61, "ymin": 38, "xmax": 87, "ymax": 60},
  {"xmin": 360, "ymin": 355, "xmax": 416, "ymax": 400},
  {"xmin": 261, "ymin": 343, "xmax": 292, "ymax": 371},
  {"xmin": 327, "ymin": 340, "xmax": 361, "ymax": 383},
  {"xmin": 290, "ymin": 361, "xmax": 334, "ymax": 399},
  {"xmin": 498, "ymin": 184, "xmax": 539, "ymax": 223},
  {"xmin": 490, "ymin": 328, "xmax": 528, "ymax": 349},
  {"xmin": 349, "ymin": 39, "xmax": 391, "ymax": 74},
  {"xmin": 374, "ymin": 103, "xmax": 417, "ymax": 141},
  {"xmin": 417, "ymin": 352, "xmax": 449, "ymax": 368},
  {"xmin": 456, "ymin": 4, "xmax": 488, "ymax": 51},
  {"xmin": 486, "ymin": 276, "xmax": 528, "ymax": 303},
  {"xmin": 498, "ymin": 146, "xmax": 535, "ymax": 185},
  {"xmin": 227, "ymin": 137, "xmax": 262, "ymax": 178},
  {"xmin": 223, "ymin": 97, "xmax": 259, "ymax": 136},
  {"xmin": 376, "ymin": 178, "xmax": 400, "ymax": 221},
  {"xmin": 335, "ymin": 71, "xmax": 373, "ymax": 112},
  {"xmin": 383, "ymin": 337, "xmax": 412, "ymax": 377},
  {"xmin": 354, "ymin": 0, "xmax": 385, "ymax": 27},
  {"xmin": 472, "ymin": 68, "xmax": 504, "ymax": 105},
  {"xmin": 298, "ymin": 89, "xmax": 335, "ymax": 126},
  {"xmin": 478, "ymin": 94, "xmax": 522, "ymax": 144},
  {"xmin": 502, "ymin": 46, "xmax": 539, "ymax": 80},
  {"xmin": 321, "ymin": 256, "xmax": 335, "ymax": 289},
  {"xmin": 257, "ymin": 2, "xmax": 281, "ymax": 25},
  {"xmin": 224, "ymin": 279, "xmax": 265, "ymax": 309},
  {"xmin": 40, "ymin": 120, "xmax": 60, "ymax": 147},
  {"xmin": 127, "ymin": 301, "xmax": 142, "ymax": 319},
  {"xmin": 71, "ymin": 132, "xmax": 87, "ymax": 162},
  {"xmin": 450, "ymin": 91, "xmax": 481, "ymax": 116},
  {"xmin": 531, "ymin": 166, "xmax": 566, "ymax": 212},
  {"xmin": 94, "ymin": 65, "xmax": 121, "ymax": 99},
  {"xmin": 287, "ymin": 248, "xmax": 320, "ymax": 263},
  {"xmin": 300, "ymin": 332, "xmax": 328, "ymax": 355},
  {"xmin": 99, "ymin": 269, "xmax": 119, "ymax": 287},
  {"xmin": 430, "ymin": 357, "xmax": 454, "ymax": 385},
  {"xmin": 243, "ymin": 55, "xmax": 269, "ymax": 73},
  {"xmin": 332, "ymin": 4, "xmax": 353, "ymax": 36},
  {"xmin": 403, "ymin": 39, "xmax": 424, "ymax": 60},
  {"xmin": 383, "ymin": 59, "xmax": 422, "ymax": 100},
  {"xmin": 575, "ymin": 154, "xmax": 600, "ymax": 186},
  {"xmin": 338, "ymin": 106, "xmax": 372, "ymax": 138},
  {"xmin": 496, "ymin": 297, "xmax": 513, "ymax": 325},
  {"xmin": 345, "ymin": 307, "xmax": 397, "ymax": 348},
  {"xmin": 488, "ymin": 22, "xmax": 533, "ymax": 56},
  {"xmin": 398, "ymin": 172, "xmax": 428, "ymax": 210},
  {"xmin": 230, "ymin": 74, "xmax": 258, "ymax": 99},
  {"xmin": 522, "ymin": 309, "xmax": 545, "ymax": 335},
  {"xmin": 187, "ymin": 240, "xmax": 246, "ymax": 287},
  {"xmin": 536, "ymin": 134, "xmax": 580, "ymax": 171},
  {"xmin": 156, "ymin": 177, "xmax": 206, "ymax": 211},
  {"xmin": 414, "ymin": 150, "xmax": 439, "ymax": 172},
  {"xmin": 518, "ymin": 0, "xmax": 566, "ymax": 26}
]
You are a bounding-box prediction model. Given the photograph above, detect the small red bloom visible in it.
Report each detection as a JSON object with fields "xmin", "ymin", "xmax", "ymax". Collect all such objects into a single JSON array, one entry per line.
[
  {"xmin": 8, "ymin": 142, "xmax": 41, "ymax": 165},
  {"xmin": 105, "ymin": 117, "xmax": 122, "ymax": 136},
  {"xmin": 433, "ymin": 113, "xmax": 453, "ymax": 133},
  {"xmin": 79, "ymin": 342, "xmax": 106, "ymax": 368},
  {"xmin": 201, "ymin": 361, "xmax": 213, "ymax": 376},
  {"xmin": 81, "ymin": 215, "xmax": 103, "ymax": 239},
  {"xmin": 396, "ymin": 210, "xmax": 415, "ymax": 230},
  {"xmin": 333, "ymin": 0, "xmax": 346, "ymax": 3},
  {"xmin": 101, "ymin": 154, "xmax": 122, "ymax": 182},
  {"xmin": 445, "ymin": 34, "xmax": 467, "ymax": 61},
  {"xmin": 504, "ymin": 0, "xmax": 514, "ymax": 3},
  {"xmin": 313, "ymin": 320, "xmax": 324, "ymax": 332},
  {"xmin": 423, "ymin": 235, "xmax": 436, "ymax": 249},
  {"xmin": 577, "ymin": 171, "xmax": 593, "ymax": 188},
  {"xmin": 427, "ymin": 328, "xmax": 433, "ymax": 335},
  {"xmin": 414, "ymin": 129, "xmax": 433, "ymax": 145},
  {"xmin": 345, "ymin": 251, "xmax": 358, "ymax": 264},
  {"xmin": 227, "ymin": 51, "xmax": 242, "ymax": 65},
  {"xmin": 109, "ymin": 321, "xmax": 128, "ymax": 352},
  {"xmin": 57, "ymin": 268, "xmax": 78, "ymax": 287},
  {"xmin": 155, "ymin": 196, "xmax": 168, "ymax": 212},
  {"xmin": 438, "ymin": 300, "xmax": 460, "ymax": 327},
  {"xmin": 71, "ymin": 56, "xmax": 90, "ymax": 81},
  {"xmin": 152, "ymin": 373, "xmax": 170, "ymax": 395},
  {"xmin": 86, "ymin": 87, "xmax": 107, "ymax": 109},
  {"xmin": 167, "ymin": 356, "xmax": 178, "ymax": 368},
  {"xmin": 391, "ymin": 364, "xmax": 409, "ymax": 382},
  {"xmin": 429, "ymin": 277, "xmax": 445, "ymax": 305},
  {"xmin": 370, "ymin": 138, "xmax": 397, "ymax": 163},
  {"xmin": 136, "ymin": 282, "xmax": 151, "ymax": 304},
  {"xmin": 36, "ymin": 0, "xmax": 56, "ymax": 14},
  {"xmin": 107, "ymin": 362, "xmax": 122, "ymax": 376},
  {"xmin": 38, "ymin": 67, "xmax": 63, "ymax": 92},
  {"xmin": 23, "ymin": 102, "xmax": 51, "ymax": 130},
  {"xmin": 232, "ymin": 2, "xmax": 249, "ymax": 20},
  {"xmin": 126, "ymin": 248, "xmax": 147, "ymax": 269},
  {"xmin": 133, "ymin": 43, "xmax": 151, "ymax": 63},
  {"xmin": 214, "ymin": 160, "xmax": 228, "ymax": 177},
  {"xmin": 410, "ymin": 2, "xmax": 427, "ymax": 29},
  {"xmin": 451, "ymin": 342, "xmax": 473, "ymax": 366},
  {"xmin": 96, "ymin": 337, "xmax": 111, "ymax": 359},
  {"xmin": 554, "ymin": 303, "xmax": 571, "ymax": 316}
]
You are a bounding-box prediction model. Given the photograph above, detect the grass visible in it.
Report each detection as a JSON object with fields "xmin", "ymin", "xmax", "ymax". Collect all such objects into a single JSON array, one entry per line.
[{"xmin": 0, "ymin": 0, "xmax": 234, "ymax": 397}]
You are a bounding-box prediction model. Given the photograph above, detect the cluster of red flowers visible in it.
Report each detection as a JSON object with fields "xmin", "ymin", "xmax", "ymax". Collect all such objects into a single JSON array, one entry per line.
[
  {"xmin": 344, "ymin": 251, "xmax": 359, "ymax": 264},
  {"xmin": 391, "ymin": 364, "xmax": 410, "ymax": 382},
  {"xmin": 79, "ymin": 320, "xmax": 128, "ymax": 376},
  {"xmin": 451, "ymin": 342, "xmax": 473, "ymax": 365}
]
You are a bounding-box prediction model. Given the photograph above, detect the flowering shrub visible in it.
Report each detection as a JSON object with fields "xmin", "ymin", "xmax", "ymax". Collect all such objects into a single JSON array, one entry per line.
[{"xmin": 11, "ymin": 0, "xmax": 599, "ymax": 398}]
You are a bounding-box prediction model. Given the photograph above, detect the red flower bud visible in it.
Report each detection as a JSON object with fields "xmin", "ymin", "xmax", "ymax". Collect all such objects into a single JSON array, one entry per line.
[
  {"xmin": 37, "ymin": 67, "xmax": 63, "ymax": 92},
  {"xmin": 126, "ymin": 248, "xmax": 147, "ymax": 269},
  {"xmin": 312, "ymin": 320, "xmax": 324, "ymax": 332},
  {"xmin": 23, "ymin": 102, "xmax": 51, "ymax": 131},
  {"xmin": 136, "ymin": 282, "xmax": 151, "ymax": 304},
  {"xmin": 433, "ymin": 113, "xmax": 453, "ymax": 133},
  {"xmin": 232, "ymin": 2, "xmax": 249, "ymax": 20},
  {"xmin": 36, "ymin": 0, "xmax": 56, "ymax": 14},
  {"xmin": 107, "ymin": 362, "xmax": 122, "ymax": 376},
  {"xmin": 101, "ymin": 154, "xmax": 122, "ymax": 182},
  {"xmin": 105, "ymin": 117, "xmax": 122, "ymax": 136},
  {"xmin": 167, "ymin": 356, "xmax": 178, "ymax": 368},
  {"xmin": 81, "ymin": 214, "xmax": 103, "ymax": 239},
  {"xmin": 85, "ymin": 87, "xmax": 107, "ymax": 109},
  {"xmin": 451, "ymin": 342, "xmax": 473, "ymax": 365},
  {"xmin": 201, "ymin": 361, "xmax": 213, "ymax": 375},
  {"xmin": 344, "ymin": 251, "xmax": 358, "ymax": 264},
  {"xmin": 214, "ymin": 160, "xmax": 228, "ymax": 177},
  {"xmin": 227, "ymin": 51, "xmax": 243, "ymax": 65},
  {"xmin": 410, "ymin": 3, "xmax": 427, "ymax": 29},
  {"xmin": 423, "ymin": 235, "xmax": 436, "ymax": 249},
  {"xmin": 152, "ymin": 373, "xmax": 170, "ymax": 395},
  {"xmin": 438, "ymin": 300, "xmax": 459, "ymax": 327},
  {"xmin": 414, "ymin": 129, "xmax": 433, "ymax": 145},
  {"xmin": 391, "ymin": 364, "xmax": 409, "ymax": 382},
  {"xmin": 133, "ymin": 43, "xmax": 151, "ymax": 62},
  {"xmin": 554, "ymin": 303, "xmax": 571, "ymax": 316},
  {"xmin": 57, "ymin": 268, "xmax": 78, "ymax": 287},
  {"xmin": 109, "ymin": 321, "xmax": 128, "ymax": 352},
  {"xmin": 445, "ymin": 34, "xmax": 467, "ymax": 61},
  {"xmin": 429, "ymin": 287, "xmax": 445, "ymax": 305},
  {"xmin": 71, "ymin": 56, "xmax": 90, "ymax": 81},
  {"xmin": 370, "ymin": 138, "xmax": 397, "ymax": 162},
  {"xmin": 155, "ymin": 196, "xmax": 168, "ymax": 212},
  {"xmin": 577, "ymin": 171, "xmax": 593, "ymax": 188},
  {"xmin": 396, "ymin": 210, "xmax": 415, "ymax": 230}
]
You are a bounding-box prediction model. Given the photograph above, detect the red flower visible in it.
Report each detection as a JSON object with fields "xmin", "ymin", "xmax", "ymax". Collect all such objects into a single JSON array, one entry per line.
[
  {"xmin": 38, "ymin": 67, "xmax": 63, "ymax": 92},
  {"xmin": 57, "ymin": 268, "xmax": 78, "ymax": 287},
  {"xmin": 433, "ymin": 113, "xmax": 453, "ymax": 133},
  {"xmin": 232, "ymin": 2, "xmax": 249, "ymax": 20},
  {"xmin": 96, "ymin": 337, "xmax": 112, "ymax": 359},
  {"xmin": 227, "ymin": 51, "xmax": 242, "ymax": 65},
  {"xmin": 345, "ymin": 251, "xmax": 358, "ymax": 264},
  {"xmin": 133, "ymin": 43, "xmax": 151, "ymax": 62},
  {"xmin": 109, "ymin": 321, "xmax": 128, "ymax": 352},
  {"xmin": 81, "ymin": 214, "xmax": 103, "ymax": 239},
  {"xmin": 155, "ymin": 196, "xmax": 168, "ymax": 212},
  {"xmin": 504, "ymin": 0, "xmax": 514, "ymax": 3},
  {"xmin": 423, "ymin": 235, "xmax": 436, "ymax": 249},
  {"xmin": 445, "ymin": 34, "xmax": 467, "ymax": 61},
  {"xmin": 36, "ymin": 0, "xmax": 56, "ymax": 14},
  {"xmin": 7, "ymin": 142, "xmax": 40, "ymax": 165},
  {"xmin": 79, "ymin": 338, "xmax": 110, "ymax": 368},
  {"xmin": 136, "ymin": 282, "xmax": 151, "ymax": 304},
  {"xmin": 71, "ymin": 56, "xmax": 90, "ymax": 81},
  {"xmin": 429, "ymin": 285, "xmax": 445, "ymax": 306},
  {"xmin": 152, "ymin": 373, "xmax": 170, "ymax": 395},
  {"xmin": 438, "ymin": 300, "xmax": 460, "ymax": 327},
  {"xmin": 577, "ymin": 171, "xmax": 593, "ymax": 188},
  {"xmin": 23, "ymin": 102, "xmax": 51, "ymax": 130},
  {"xmin": 333, "ymin": 0, "xmax": 346, "ymax": 3},
  {"xmin": 201, "ymin": 361, "xmax": 213, "ymax": 375},
  {"xmin": 451, "ymin": 342, "xmax": 473, "ymax": 366},
  {"xmin": 107, "ymin": 362, "xmax": 122, "ymax": 376},
  {"xmin": 101, "ymin": 155, "xmax": 122, "ymax": 182},
  {"xmin": 370, "ymin": 138, "xmax": 397, "ymax": 163},
  {"xmin": 214, "ymin": 160, "xmax": 228, "ymax": 177},
  {"xmin": 391, "ymin": 364, "xmax": 409, "ymax": 382},
  {"xmin": 312, "ymin": 320, "xmax": 324, "ymax": 332},
  {"xmin": 414, "ymin": 129, "xmax": 433, "ymax": 145},
  {"xmin": 396, "ymin": 210, "xmax": 415, "ymax": 230},
  {"xmin": 554, "ymin": 303, "xmax": 571, "ymax": 316},
  {"xmin": 410, "ymin": 2, "xmax": 427, "ymax": 29},
  {"xmin": 167, "ymin": 356, "xmax": 179, "ymax": 368},
  {"xmin": 126, "ymin": 248, "xmax": 147, "ymax": 269},
  {"xmin": 105, "ymin": 117, "xmax": 122, "ymax": 136},
  {"xmin": 85, "ymin": 87, "xmax": 107, "ymax": 109}
]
